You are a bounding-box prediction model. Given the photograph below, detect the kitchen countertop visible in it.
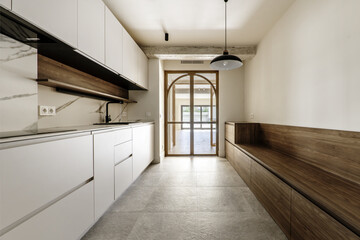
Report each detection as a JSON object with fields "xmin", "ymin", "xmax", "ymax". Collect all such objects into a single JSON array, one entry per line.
[{"xmin": 0, "ymin": 121, "xmax": 154, "ymax": 144}]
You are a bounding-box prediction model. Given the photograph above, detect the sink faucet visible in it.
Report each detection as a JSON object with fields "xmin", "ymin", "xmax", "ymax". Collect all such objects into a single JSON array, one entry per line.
[{"xmin": 105, "ymin": 101, "xmax": 123, "ymax": 123}]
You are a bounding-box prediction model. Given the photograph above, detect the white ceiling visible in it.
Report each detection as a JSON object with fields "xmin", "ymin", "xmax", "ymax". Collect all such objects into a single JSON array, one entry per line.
[{"xmin": 103, "ymin": 0, "xmax": 295, "ymax": 47}]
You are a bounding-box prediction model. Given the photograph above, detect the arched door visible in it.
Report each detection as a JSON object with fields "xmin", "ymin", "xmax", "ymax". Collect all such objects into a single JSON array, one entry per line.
[{"xmin": 165, "ymin": 71, "xmax": 219, "ymax": 156}]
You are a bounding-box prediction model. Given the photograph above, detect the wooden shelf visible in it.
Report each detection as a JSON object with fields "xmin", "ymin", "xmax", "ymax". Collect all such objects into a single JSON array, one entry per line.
[{"xmin": 37, "ymin": 79, "xmax": 137, "ymax": 103}]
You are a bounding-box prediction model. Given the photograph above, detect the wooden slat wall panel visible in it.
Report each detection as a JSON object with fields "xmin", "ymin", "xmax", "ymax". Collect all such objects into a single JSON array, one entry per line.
[
  {"xmin": 235, "ymin": 123, "xmax": 260, "ymax": 144},
  {"xmin": 291, "ymin": 190, "xmax": 359, "ymax": 240},
  {"xmin": 38, "ymin": 55, "xmax": 128, "ymax": 99},
  {"xmin": 250, "ymin": 160, "xmax": 291, "ymax": 239},
  {"xmin": 259, "ymin": 124, "xmax": 360, "ymax": 184}
]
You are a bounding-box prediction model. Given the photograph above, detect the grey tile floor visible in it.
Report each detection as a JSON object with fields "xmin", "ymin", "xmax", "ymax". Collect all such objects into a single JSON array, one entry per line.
[{"xmin": 82, "ymin": 157, "xmax": 286, "ymax": 240}]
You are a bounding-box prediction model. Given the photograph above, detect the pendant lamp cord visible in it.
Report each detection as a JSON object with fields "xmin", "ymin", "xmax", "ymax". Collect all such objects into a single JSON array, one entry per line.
[{"xmin": 225, "ymin": 0, "xmax": 227, "ymax": 52}]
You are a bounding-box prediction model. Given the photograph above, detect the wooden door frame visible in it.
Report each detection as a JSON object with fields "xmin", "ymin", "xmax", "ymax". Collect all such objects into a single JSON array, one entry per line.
[{"xmin": 164, "ymin": 70, "xmax": 219, "ymax": 156}]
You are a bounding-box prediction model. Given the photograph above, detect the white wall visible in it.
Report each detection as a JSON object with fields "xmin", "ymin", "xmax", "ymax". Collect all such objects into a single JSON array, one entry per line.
[
  {"xmin": 244, "ymin": 0, "xmax": 360, "ymax": 131},
  {"xmin": 164, "ymin": 60, "xmax": 244, "ymax": 157},
  {"xmin": 128, "ymin": 59, "xmax": 164, "ymax": 163}
]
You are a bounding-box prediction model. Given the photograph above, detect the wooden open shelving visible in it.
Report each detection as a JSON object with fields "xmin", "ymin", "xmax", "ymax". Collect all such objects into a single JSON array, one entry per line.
[{"xmin": 37, "ymin": 79, "xmax": 137, "ymax": 103}]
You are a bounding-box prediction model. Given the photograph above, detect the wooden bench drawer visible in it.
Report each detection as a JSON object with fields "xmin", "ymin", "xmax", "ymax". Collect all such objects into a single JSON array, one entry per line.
[
  {"xmin": 232, "ymin": 147, "xmax": 251, "ymax": 186},
  {"xmin": 291, "ymin": 190, "xmax": 359, "ymax": 240},
  {"xmin": 225, "ymin": 140, "xmax": 235, "ymax": 162},
  {"xmin": 225, "ymin": 123, "xmax": 235, "ymax": 143},
  {"xmin": 250, "ymin": 161, "xmax": 291, "ymax": 239}
]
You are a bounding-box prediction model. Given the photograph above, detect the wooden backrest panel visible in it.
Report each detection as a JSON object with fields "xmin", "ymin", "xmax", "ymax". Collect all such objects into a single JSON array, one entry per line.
[
  {"xmin": 38, "ymin": 55, "xmax": 128, "ymax": 99},
  {"xmin": 259, "ymin": 124, "xmax": 360, "ymax": 184}
]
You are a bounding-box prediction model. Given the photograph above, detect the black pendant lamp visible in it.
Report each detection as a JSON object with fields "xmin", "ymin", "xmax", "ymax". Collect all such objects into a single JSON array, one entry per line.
[{"xmin": 210, "ymin": 0, "xmax": 243, "ymax": 70}]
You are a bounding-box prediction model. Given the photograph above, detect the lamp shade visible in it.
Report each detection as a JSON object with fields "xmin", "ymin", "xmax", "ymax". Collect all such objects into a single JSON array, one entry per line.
[{"xmin": 210, "ymin": 52, "xmax": 243, "ymax": 70}]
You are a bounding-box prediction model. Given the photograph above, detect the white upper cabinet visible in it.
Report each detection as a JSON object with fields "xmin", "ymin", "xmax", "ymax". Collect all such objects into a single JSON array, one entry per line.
[
  {"xmin": 78, "ymin": 0, "xmax": 105, "ymax": 63},
  {"xmin": 12, "ymin": 0, "xmax": 78, "ymax": 47},
  {"xmin": 122, "ymin": 29, "xmax": 138, "ymax": 83},
  {"xmin": 0, "ymin": 0, "xmax": 11, "ymax": 9},
  {"xmin": 137, "ymin": 46, "xmax": 149, "ymax": 89},
  {"xmin": 105, "ymin": 7, "xmax": 123, "ymax": 74}
]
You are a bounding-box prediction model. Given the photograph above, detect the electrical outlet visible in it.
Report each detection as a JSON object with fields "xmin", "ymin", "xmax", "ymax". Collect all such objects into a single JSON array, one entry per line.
[
  {"xmin": 146, "ymin": 112, "xmax": 151, "ymax": 117},
  {"xmin": 39, "ymin": 105, "xmax": 56, "ymax": 116},
  {"xmin": 39, "ymin": 106, "xmax": 49, "ymax": 116},
  {"xmin": 122, "ymin": 111, "xmax": 127, "ymax": 117},
  {"xmin": 48, "ymin": 106, "xmax": 56, "ymax": 115},
  {"xmin": 250, "ymin": 113, "xmax": 254, "ymax": 119}
]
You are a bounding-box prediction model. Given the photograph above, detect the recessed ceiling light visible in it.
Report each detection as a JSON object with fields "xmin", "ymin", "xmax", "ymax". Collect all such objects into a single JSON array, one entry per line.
[{"xmin": 25, "ymin": 37, "xmax": 40, "ymax": 41}]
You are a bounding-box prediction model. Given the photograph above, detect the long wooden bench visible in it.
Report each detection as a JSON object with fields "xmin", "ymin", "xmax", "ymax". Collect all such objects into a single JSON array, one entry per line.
[{"xmin": 225, "ymin": 122, "xmax": 360, "ymax": 240}]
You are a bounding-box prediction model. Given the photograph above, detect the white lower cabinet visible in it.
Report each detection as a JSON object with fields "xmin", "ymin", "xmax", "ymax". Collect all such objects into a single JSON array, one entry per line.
[
  {"xmin": 0, "ymin": 181, "xmax": 94, "ymax": 240},
  {"xmin": 115, "ymin": 156, "xmax": 133, "ymax": 199},
  {"xmin": 93, "ymin": 131, "xmax": 116, "ymax": 220},
  {"xmin": 0, "ymin": 134, "xmax": 93, "ymax": 231},
  {"xmin": 133, "ymin": 124, "xmax": 155, "ymax": 179}
]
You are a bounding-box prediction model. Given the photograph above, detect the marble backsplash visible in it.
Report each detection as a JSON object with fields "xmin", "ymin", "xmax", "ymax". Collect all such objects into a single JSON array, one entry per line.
[
  {"xmin": 0, "ymin": 34, "xmax": 38, "ymax": 132},
  {"xmin": 0, "ymin": 33, "xmax": 127, "ymax": 132}
]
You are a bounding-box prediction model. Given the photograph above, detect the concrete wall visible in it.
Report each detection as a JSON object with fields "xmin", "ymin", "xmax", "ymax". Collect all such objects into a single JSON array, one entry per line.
[{"xmin": 244, "ymin": 0, "xmax": 360, "ymax": 131}]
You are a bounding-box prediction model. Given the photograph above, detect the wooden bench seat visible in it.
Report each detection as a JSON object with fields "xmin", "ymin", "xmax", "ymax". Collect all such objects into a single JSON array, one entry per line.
[
  {"xmin": 225, "ymin": 122, "xmax": 360, "ymax": 239},
  {"xmin": 236, "ymin": 143, "xmax": 360, "ymax": 236}
]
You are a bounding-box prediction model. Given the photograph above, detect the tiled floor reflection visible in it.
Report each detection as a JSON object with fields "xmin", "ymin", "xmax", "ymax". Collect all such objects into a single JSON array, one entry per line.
[{"xmin": 82, "ymin": 157, "xmax": 286, "ymax": 240}]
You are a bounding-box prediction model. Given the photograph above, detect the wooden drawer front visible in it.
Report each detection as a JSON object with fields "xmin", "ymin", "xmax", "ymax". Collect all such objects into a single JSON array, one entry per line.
[
  {"xmin": 225, "ymin": 124, "xmax": 235, "ymax": 143},
  {"xmin": 114, "ymin": 140, "xmax": 132, "ymax": 165},
  {"xmin": 250, "ymin": 161, "xmax": 291, "ymax": 238},
  {"xmin": 232, "ymin": 147, "xmax": 251, "ymax": 186},
  {"xmin": 115, "ymin": 157, "xmax": 133, "ymax": 199},
  {"xmin": 0, "ymin": 135, "xmax": 93, "ymax": 230},
  {"xmin": 225, "ymin": 140, "xmax": 235, "ymax": 162},
  {"xmin": 1, "ymin": 181, "xmax": 94, "ymax": 240},
  {"xmin": 291, "ymin": 190, "xmax": 359, "ymax": 240},
  {"xmin": 114, "ymin": 128, "xmax": 132, "ymax": 145}
]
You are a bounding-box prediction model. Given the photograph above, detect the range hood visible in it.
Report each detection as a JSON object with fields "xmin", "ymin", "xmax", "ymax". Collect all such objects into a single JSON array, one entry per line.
[{"xmin": 0, "ymin": 7, "xmax": 144, "ymax": 90}]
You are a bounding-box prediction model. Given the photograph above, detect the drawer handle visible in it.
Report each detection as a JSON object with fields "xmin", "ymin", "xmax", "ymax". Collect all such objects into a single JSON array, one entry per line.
[{"xmin": 115, "ymin": 154, "xmax": 132, "ymax": 166}]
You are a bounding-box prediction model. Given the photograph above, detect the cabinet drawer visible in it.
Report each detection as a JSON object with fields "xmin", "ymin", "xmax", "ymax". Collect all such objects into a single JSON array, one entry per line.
[
  {"xmin": 225, "ymin": 140, "xmax": 235, "ymax": 162},
  {"xmin": 115, "ymin": 157, "xmax": 133, "ymax": 199},
  {"xmin": 114, "ymin": 128, "xmax": 132, "ymax": 145},
  {"xmin": 291, "ymin": 190, "xmax": 358, "ymax": 240},
  {"xmin": 232, "ymin": 147, "xmax": 251, "ymax": 186},
  {"xmin": 114, "ymin": 140, "xmax": 132, "ymax": 165},
  {"xmin": 0, "ymin": 135, "xmax": 93, "ymax": 230},
  {"xmin": 225, "ymin": 123, "xmax": 235, "ymax": 143},
  {"xmin": 0, "ymin": 181, "xmax": 94, "ymax": 240},
  {"xmin": 250, "ymin": 161, "xmax": 291, "ymax": 238}
]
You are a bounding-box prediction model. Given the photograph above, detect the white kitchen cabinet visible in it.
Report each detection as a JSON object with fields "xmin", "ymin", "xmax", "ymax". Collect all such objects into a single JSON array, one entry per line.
[
  {"xmin": 78, "ymin": 0, "xmax": 105, "ymax": 63},
  {"xmin": 0, "ymin": 182, "xmax": 94, "ymax": 240},
  {"xmin": 93, "ymin": 131, "xmax": 115, "ymax": 220},
  {"xmin": 122, "ymin": 29, "xmax": 138, "ymax": 82},
  {"xmin": 133, "ymin": 124, "xmax": 154, "ymax": 179},
  {"xmin": 12, "ymin": 0, "xmax": 78, "ymax": 47},
  {"xmin": 137, "ymin": 46, "xmax": 149, "ymax": 89},
  {"xmin": 115, "ymin": 156, "xmax": 133, "ymax": 199},
  {"xmin": 105, "ymin": 7, "xmax": 123, "ymax": 74},
  {"xmin": 0, "ymin": 0, "xmax": 11, "ymax": 9},
  {"xmin": 0, "ymin": 134, "xmax": 93, "ymax": 231}
]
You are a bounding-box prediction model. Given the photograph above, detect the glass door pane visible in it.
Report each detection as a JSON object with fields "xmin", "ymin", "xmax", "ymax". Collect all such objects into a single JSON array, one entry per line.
[
  {"xmin": 167, "ymin": 123, "xmax": 190, "ymax": 155},
  {"xmin": 193, "ymin": 73, "xmax": 217, "ymax": 155}
]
